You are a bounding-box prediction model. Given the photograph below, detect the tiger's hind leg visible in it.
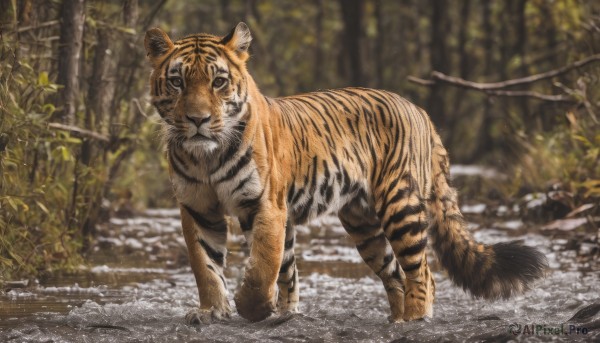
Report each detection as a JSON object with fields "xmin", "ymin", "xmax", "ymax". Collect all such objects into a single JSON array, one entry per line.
[
  {"xmin": 277, "ymin": 219, "xmax": 299, "ymax": 313},
  {"xmin": 378, "ymin": 175, "xmax": 435, "ymax": 321},
  {"xmin": 338, "ymin": 199, "xmax": 407, "ymax": 322}
]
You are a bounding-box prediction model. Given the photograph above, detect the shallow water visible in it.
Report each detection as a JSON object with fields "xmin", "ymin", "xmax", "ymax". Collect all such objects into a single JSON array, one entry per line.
[{"xmin": 1, "ymin": 208, "xmax": 598, "ymax": 342}]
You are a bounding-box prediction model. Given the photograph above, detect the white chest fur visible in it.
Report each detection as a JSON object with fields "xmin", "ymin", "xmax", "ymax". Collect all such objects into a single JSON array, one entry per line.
[{"xmin": 169, "ymin": 147, "xmax": 263, "ymax": 217}]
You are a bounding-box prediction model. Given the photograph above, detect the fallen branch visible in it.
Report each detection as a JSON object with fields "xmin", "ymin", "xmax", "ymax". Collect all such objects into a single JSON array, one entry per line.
[{"xmin": 48, "ymin": 122, "xmax": 109, "ymax": 143}]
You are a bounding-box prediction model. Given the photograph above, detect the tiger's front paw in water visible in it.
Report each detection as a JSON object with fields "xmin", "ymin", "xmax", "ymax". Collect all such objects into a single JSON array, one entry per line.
[
  {"xmin": 234, "ymin": 282, "xmax": 276, "ymax": 322},
  {"xmin": 185, "ymin": 306, "xmax": 231, "ymax": 325}
]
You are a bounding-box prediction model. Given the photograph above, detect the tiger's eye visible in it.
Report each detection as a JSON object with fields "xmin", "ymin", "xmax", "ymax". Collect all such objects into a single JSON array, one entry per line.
[
  {"xmin": 170, "ymin": 77, "xmax": 183, "ymax": 87},
  {"xmin": 212, "ymin": 77, "xmax": 228, "ymax": 89}
]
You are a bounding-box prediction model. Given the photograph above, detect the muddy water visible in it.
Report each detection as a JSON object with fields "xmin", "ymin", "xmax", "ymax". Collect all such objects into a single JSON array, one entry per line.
[{"xmin": 1, "ymin": 208, "xmax": 599, "ymax": 342}]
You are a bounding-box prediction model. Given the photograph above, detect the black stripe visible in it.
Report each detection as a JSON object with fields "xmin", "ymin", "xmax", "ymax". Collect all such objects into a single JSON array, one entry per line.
[
  {"xmin": 238, "ymin": 187, "xmax": 263, "ymax": 231},
  {"xmin": 377, "ymin": 253, "xmax": 394, "ymax": 275},
  {"xmin": 342, "ymin": 220, "xmax": 379, "ymax": 234},
  {"xmin": 279, "ymin": 255, "xmax": 295, "ymax": 274},
  {"xmin": 284, "ymin": 236, "xmax": 295, "ymax": 250},
  {"xmin": 384, "ymin": 203, "xmax": 425, "ymax": 230},
  {"xmin": 402, "ymin": 260, "xmax": 422, "ymax": 273},
  {"xmin": 157, "ymin": 47, "xmax": 179, "ymax": 70},
  {"xmin": 341, "ymin": 168, "xmax": 351, "ymax": 194},
  {"xmin": 391, "ymin": 262, "xmax": 404, "ymax": 281},
  {"xmin": 287, "ymin": 182, "xmax": 296, "ymax": 204},
  {"xmin": 356, "ymin": 233, "xmax": 385, "ymax": 251},
  {"xmin": 214, "ymin": 123, "xmax": 246, "ymax": 169},
  {"xmin": 198, "ymin": 239, "xmax": 224, "ymax": 266},
  {"xmin": 239, "ymin": 209, "xmax": 257, "ymax": 232},
  {"xmin": 397, "ymin": 237, "xmax": 428, "ymax": 257},
  {"xmin": 291, "ymin": 187, "xmax": 305, "ymax": 206},
  {"xmin": 383, "ymin": 186, "xmax": 411, "ymax": 213},
  {"xmin": 172, "ymin": 149, "xmax": 189, "ymax": 169},
  {"xmin": 182, "ymin": 204, "xmax": 226, "ymax": 234},
  {"xmin": 317, "ymin": 203, "xmax": 327, "ymax": 215},
  {"xmin": 231, "ymin": 171, "xmax": 254, "ymax": 194},
  {"xmin": 215, "ymin": 148, "xmax": 252, "ymax": 183},
  {"xmin": 388, "ymin": 221, "xmax": 427, "ymax": 242},
  {"xmin": 294, "ymin": 197, "xmax": 313, "ymax": 224},
  {"xmin": 319, "ymin": 179, "xmax": 329, "ymax": 199},
  {"xmin": 238, "ymin": 189, "xmax": 264, "ymax": 210},
  {"xmin": 169, "ymin": 152, "xmax": 203, "ymax": 184},
  {"xmin": 207, "ymin": 264, "xmax": 227, "ymax": 288}
]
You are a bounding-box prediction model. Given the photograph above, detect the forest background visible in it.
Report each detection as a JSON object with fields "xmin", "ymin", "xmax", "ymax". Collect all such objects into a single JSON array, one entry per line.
[{"xmin": 1, "ymin": 0, "xmax": 598, "ymax": 279}]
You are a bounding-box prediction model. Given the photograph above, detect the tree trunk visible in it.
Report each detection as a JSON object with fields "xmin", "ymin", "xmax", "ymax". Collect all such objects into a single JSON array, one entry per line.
[
  {"xmin": 515, "ymin": 0, "xmax": 531, "ymax": 130},
  {"xmin": 427, "ymin": 0, "xmax": 450, "ymax": 128},
  {"xmin": 339, "ymin": 0, "xmax": 364, "ymax": 86},
  {"xmin": 374, "ymin": 0, "xmax": 384, "ymax": 87},
  {"xmin": 314, "ymin": 0, "xmax": 324, "ymax": 86},
  {"xmin": 81, "ymin": 28, "xmax": 110, "ymax": 166},
  {"xmin": 471, "ymin": 0, "xmax": 494, "ymax": 161},
  {"xmin": 221, "ymin": 0, "xmax": 230, "ymax": 23},
  {"xmin": 110, "ymin": 0, "xmax": 139, "ymax": 125},
  {"xmin": 458, "ymin": 0, "xmax": 471, "ymax": 80},
  {"xmin": 55, "ymin": 0, "xmax": 85, "ymax": 124},
  {"xmin": 82, "ymin": 0, "xmax": 140, "ymax": 251}
]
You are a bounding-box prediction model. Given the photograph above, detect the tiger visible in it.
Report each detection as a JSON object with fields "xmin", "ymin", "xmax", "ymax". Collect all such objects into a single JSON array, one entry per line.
[{"xmin": 144, "ymin": 22, "xmax": 547, "ymax": 324}]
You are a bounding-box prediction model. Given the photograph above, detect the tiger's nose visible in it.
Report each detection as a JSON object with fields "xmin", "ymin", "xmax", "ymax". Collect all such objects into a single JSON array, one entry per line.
[{"xmin": 186, "ymin": 114, "xmax": 211, "ymax": 128}]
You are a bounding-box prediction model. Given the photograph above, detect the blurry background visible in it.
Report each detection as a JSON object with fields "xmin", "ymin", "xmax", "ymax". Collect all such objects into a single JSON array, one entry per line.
[{"xmin": 0, "ymin": 0, "xmax": 598, "ymax": 279}]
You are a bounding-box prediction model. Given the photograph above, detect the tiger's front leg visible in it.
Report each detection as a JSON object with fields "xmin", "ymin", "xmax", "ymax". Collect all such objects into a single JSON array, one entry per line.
[
  {"xmin": 180, "ymin": 204, "xmax": 231, "ymax": 325},
  {"xmin": 234, "ymin": 206, "xmax": 287, "ymax": 322}
]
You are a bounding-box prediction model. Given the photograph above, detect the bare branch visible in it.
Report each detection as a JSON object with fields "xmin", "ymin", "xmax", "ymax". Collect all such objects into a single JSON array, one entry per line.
[
  {"xmin": 132, "ymin": 98, "xmax": 149, "ymax": 118},
  {"xmin": 433, "ymin": 54, "xmax": 600, "ymax": 90},
  {"xmin": 407, "ymin": 76, "xmax": 435, "ymax": 86},
  {"xmin": 48, "ymin": 122, "xmax": 109, "ymax": 143},
  {"xmin": 408, "ymin": 75, "xmax": 574, "ymax": 102},
  {"xmin": 408, "ymin": 54, "xmax": 600, "ymax": 102},
  {"xmin": 141, "ymin": 0, "xmax": 168, "ymax": 33},
  {"xmin": 482, "ymin": 90, "xmax": 574, "ymax": 102},
  {"xmin": 15, "ymin": 20, "xmax": 60, "ymax": 33}
]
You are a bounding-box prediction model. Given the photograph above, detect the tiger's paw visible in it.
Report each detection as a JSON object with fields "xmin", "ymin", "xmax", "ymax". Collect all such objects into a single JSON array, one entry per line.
[
  {"xmin": 277, "ymin": 303, "xmax": 299, "ymax": 315},
  {"xmin": 234, "ymin": 282, "xmax": 276, "ymax": 322},
  {"xmin": 402, "ymin": 297, "xmax": 433, "ymax": 321},
  {"xmin": 388, "ymin": 315, "xmax": 405, "ymax": 323},
  {"xmin": 276, "ymin": 292, "xmax": 299, "ymax": 314},
  {"xmin": 185, "ymin": 306, "xmax": 231, "ymax": 325},
  {"xmin": 402, "ymin": 273, "xmax": 435, "ymax": 321}
]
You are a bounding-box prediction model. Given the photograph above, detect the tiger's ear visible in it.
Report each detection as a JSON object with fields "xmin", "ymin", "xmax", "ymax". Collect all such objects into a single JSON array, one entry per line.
[
  {"xmin": 144, "ymin": 28, "xmax": 174, "ymax": 67},
  {"xmin": 220, "ymin": 22, "xmax": 252, "ymax": 60}
]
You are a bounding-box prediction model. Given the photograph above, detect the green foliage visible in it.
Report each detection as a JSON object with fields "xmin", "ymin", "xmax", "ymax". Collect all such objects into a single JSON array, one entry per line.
[
  {"xmin": 111, "ymin": 115, "xmax": 174, "ymax": 210},
  {"xmin": 513, "ymin": 106, "xmax": 600, "ymax": 201},
  {"xmin": 0, "ymin": 1, "xmax": 174, "ymax": 280},
  {"xmin": 0, "ymin": 43, "xmax": 87, "ymax": 279}
]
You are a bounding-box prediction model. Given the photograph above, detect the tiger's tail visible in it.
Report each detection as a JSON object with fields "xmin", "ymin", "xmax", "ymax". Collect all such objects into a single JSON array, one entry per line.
[{"xmin": 427, "ymin": 130, "xmax": 547, "ymax": 299}]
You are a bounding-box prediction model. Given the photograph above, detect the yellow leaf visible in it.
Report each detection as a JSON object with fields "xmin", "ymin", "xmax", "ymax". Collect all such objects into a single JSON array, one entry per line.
[
  {"xmin": 7, "ymin": 198, "xmax": 18, "ymax": 211},
  {"xmin": 36, "ymin": 201, "xmax": 49, "ymax": 214},
  {"xmin": 38, "ymin": 71, "xmax": 49, "ymax": 86}
]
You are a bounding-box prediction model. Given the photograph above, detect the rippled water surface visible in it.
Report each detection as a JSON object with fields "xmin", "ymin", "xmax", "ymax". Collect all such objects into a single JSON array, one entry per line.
[{"xmin": 1, "ymin": 208, "xmax": 598, "ymax": 342}]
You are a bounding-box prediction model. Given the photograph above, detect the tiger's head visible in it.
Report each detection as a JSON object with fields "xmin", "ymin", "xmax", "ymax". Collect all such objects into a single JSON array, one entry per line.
[{"xmin": 144, "ymin": 23, "xmax": 252, "ymax": 156}]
